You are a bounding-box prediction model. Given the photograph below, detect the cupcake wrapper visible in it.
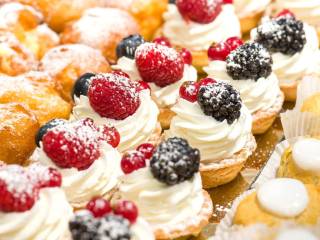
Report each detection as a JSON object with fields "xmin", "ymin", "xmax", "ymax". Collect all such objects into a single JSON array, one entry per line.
[{"xmin": 295, "ymin": 76, "xmax": 320, "ymax": 109}]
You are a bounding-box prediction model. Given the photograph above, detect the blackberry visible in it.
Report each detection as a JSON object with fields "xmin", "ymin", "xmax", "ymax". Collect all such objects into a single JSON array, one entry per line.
[
  {"xmin": 226, "ymin": 42, "xmax": 272, "ymax": 81},
  {"xmin": 150, "ymin": 137, "xmax": 200, "ymax": 185},
  {"xmin": 69, "ymin": 211, "xmax": 99, "ymax": 240},
  {"xmin": 97, "ymin": 215, "xmax": 131, "ymax": 240},
  {"xmin": 116, "ymin": 34, "xmax": 145, "ymax": 59},
  {"xmin": 197, "ymin": 82, "xmax": 242, "ymax": 124},
  {"xmin": 35, "ymin": 118, "xmax": 66, "ymax": 147},
  {"xmin": 254, "ymin": 16, "xmax": 306, "ymax": 55},
  {"xmin": 72, "ymin": 72, "xmax": 95, "ymax": 100}
]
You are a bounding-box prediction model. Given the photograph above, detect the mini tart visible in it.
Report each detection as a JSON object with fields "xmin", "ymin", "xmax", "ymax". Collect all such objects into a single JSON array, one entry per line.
[{"xmin": 301, "ymin": 93, "xmax": 320, "ymax": 115}]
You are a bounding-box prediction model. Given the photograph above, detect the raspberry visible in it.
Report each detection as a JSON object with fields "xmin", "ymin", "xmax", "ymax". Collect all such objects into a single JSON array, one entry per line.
[
  {"xmin": 276, "ymin": 9, "xmax": 295, "ymax": 18},
  {"xmin": 176, "ymin": 0, "xmax": 223, "ymax": 24},
  {"xmin": 42, "ymin": 121, "xmax": 101, "ymax": 170},
  {"xmin": 179, "ymin": 81, "xmax": 199, "ymax": 102},
  {"xmin": 114, "ymin": 200, "xmax": 138, "ymax": 224},
  {"xmin": 88, "ymin": 73, "xmax": 141, "ymax": 120},
  {"xmin": 153, "ymin": 36, "xmax": 171, "ymax": 47},
  {"xmin": 136, "ymin": 143, "xmax": 155, "ymax": 159},
  {"xmin": 180, "ymin": 48, "xmax": 192, "ymax": 65},
  {"xmin": 86, "ymin": 197, "xmax": 112, "ymax": 218},
  {"xmin": 35, "ymin": 118, "xmax": 66, "ymax": 147},
  {"xmin": 199, "ymin": 77, "xmax": 217, "ymax": 86},
  {"xmin": 121, "ymin": 151, "xmax": 146, "ymax": 174},
  {"xmin": 208, "ymin": 42, "xmax": 231, "ymax": 61},
  {"xmin": 136, "ymin": 80, "xmax": 150, "ymax": 92},
  {"xmin": 99, "ymin": 125, "xmax": 120, "ymax": 148},
  {"xmin": 112, "ymin": 70, "xmax": 130, "ymax": 79},
  {"xmin": 135, "ymin": 43, "xmax": 184, "ymax": 87},
  {"xmin": 223, "ymin": 0, "xmax": 233, "ymax": 3},
  {"xmin": 225, "ymin": 37, "xmax": 244, "ymax": 51}
]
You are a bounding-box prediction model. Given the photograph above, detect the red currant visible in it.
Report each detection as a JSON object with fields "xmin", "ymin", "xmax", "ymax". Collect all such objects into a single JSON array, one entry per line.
[
  {"xmin": 136, "ymin": 80, "xmax": 150, "ymax": 92},
  {"xmin": 86, "ymin": 197, "xmax": 112, "ymax": 218},
  {"xmin": 180, "ymin": 48, "xmax": 192, "ymax": 65},
  {"xmin": 46, "ymin": 168, "xmax": 62, "ymax": 187},
  {"xmin": 199, "ymin": 77, "xmax": 217, "ymax": 87},
  {"xmin": 136, "ymin": 143, "xmax": 155, "ymax": 159},
  {"xmin": 153, "ymin": 37, "xmax": 171, "ymax": 47},
  {"xmin": 112, "ymin": 70, "xmax": 130, "ymax": 79},
  {"xmin": 121, "ymin": 151, "xmax": 146, "ymax": 174},
  {"xmin": 225, "ymin": 37, "xmax": 244, "ymax": 51},
  {"xmin": 114, "ymin": 200, "xmax": 138, "ymax": 224},
  {"xmin": 179, "ymin": 81, "xmax": 199, "ymax": 102},
  {"xmin": 99, "ymin": 125, "xmax": 120, "ymax": 148},
  {"xmin": 208, "ymin": 42, "xmax": 231, "ymax": 61},
  {"xmin": 276, "ymin": 9, "xmax": 295, "ymax": 18}
]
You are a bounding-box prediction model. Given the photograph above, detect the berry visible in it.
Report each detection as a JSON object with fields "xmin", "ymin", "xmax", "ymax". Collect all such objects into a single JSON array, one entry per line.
[
  {"xmin": 99, "ymin": 125, "xmax": 120, "ymax": 148},
  {"xmin": 86, "ymin": 198, "xmax": 112, "ymax": 218},
  {"xmin": 112, "ymin": 70, "xmax": 130, "ymax": 79},
  {"xmin": 254, "ymin": 16, "xmax": 306, "ymax": 55},
  {"xmin": 114, "ymin": 200, "xmax": 138, "ymax": 224},
  {"xmin": 72, "ymin": 73, "xmax": 95, "ymax": 100},
  {"xmin": 135, "ymin": 43, "xmax": 184, "ymax": 87},
  {"xmin": 97, "ymin": 215, "xmax": 131, "ymax": 240},
  {"xmin": 136, "ymin": 143, "xmax": 155, "ymax": 159},
  {"xmin": 28, "ymin": 164, "xmax": 62, "ymax": 188},
  {"xmin": 276, "ymin": 9, "xmax": 295, "ymax": 18},
  {"xmin": 223, "ymin": 0, "xmax": 233, "ymax": 3},
  {"xmin": 150, "ymin": 137, "xmax": 200, "ymax": 185},
  {"xmin": 226, "ymin": 42, "xmax": 272, "ymax": 80},
  {"xmin": 208, "ymin": 42, "xmax": 231, "ymax": 61},
  {"xmin": 153, "ymin": 36, "xmax": 171, "ymax": 47},
  {"xmin": 42, "ymin": 121, "xmax": 101, "ymax": 170},
  {"xmin": 88, "ymin": 73, "xmax": 140, "ymax": 120},
  {"xmin": 169, "ymin": 0, "xmax": 176, "ymax": 3},
  {"xmin": 176, "ymin": 0, "xmax": 223, "ymax": 24},
  {"xmin": 35, "ymin": 118, "xmax": 66, "ymax": 147},
  {"xmin": 69, "ymin": 211, "xmax": 99, "ymax": 240},
  {"xmin": 136, "ymin": 80, "xmax": 150, "ymax": 92},
  {"xmin": 37, "ymin": 168, "xmax": 62, "ymax": 188},
  {"xmin": 199, "ymin": 77, "xmax": 216, "ymax": 86},
  {"xmin": 180, "ymin": 48, "xmax": 192, "ymax": 65},
  {"xmin": 179, "ymin": 81, "xmax": 199, "ymax": 102},
  {"xmin": 225, "ymin": 37, "xmax": 244, "ymax": 51},
  {"xmin": 116, "ymin": 34, "xmax": 145, "ymax": 59},
  {"xmin": 121, "ymin": 151, "xmax": 146, "ymax": 174},
  {"xmin": 197, "ymin": 82, "xmax": 242, "ymax": 124}
]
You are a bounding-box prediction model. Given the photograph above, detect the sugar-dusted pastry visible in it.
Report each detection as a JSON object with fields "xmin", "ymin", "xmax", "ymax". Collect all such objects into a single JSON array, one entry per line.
[
  {"xmin": 72, "ymin": 72, "xmax": 161, "ymax": 153},
  {"xmin": 161, "ymin": 0, "xmax": 241, "ymax": 70},
  {"xmin": 0, "ymin": 103, "xmax": 39, "ymax": 165},
  {"xmin": 69, "ymin": 197, "xmax": 155, "ymax": 239},
  {"xmin": 0, "ymin": 164, "xmax": 73, "ymax": 240},
  {"xmin": 204, "ymin": 40, "xmax": 284, "ymax": 134},
  {"xmin": 60, "ymin": 8, "xmax": 139, "ymax": 63},
  {"xmin": 32, "ymin": 118, "xmax": 122, "ymax": 208},
  {"xmin": 113, "ymin": 39, "xmax": 197, "ymax": 129},
  {"xmin": 117, "ymin": 137, "xmax": 213, "ymax": 239},
  {"xmin": 251, "ymin": 11, "xmax": 320, "ymax": 101},
  {"xmin": 0, "ymin": 71, "xmax": 71, "ymax": 125},
  {"xmin": 39, "ymin": 44, "xmax": 110, "ymax": 101},
  {"xmin": 233, "ymin": 178, "xmax": 320, "ymax": 227},
  {"xmin": 166, "ymin": 79, "xmax": 256, "ymax": 188}
]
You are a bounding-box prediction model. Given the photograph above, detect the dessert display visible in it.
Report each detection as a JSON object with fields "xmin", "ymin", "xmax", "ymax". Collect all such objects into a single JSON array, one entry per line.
[
  {"xmin": 117, "ymin": 137, "xmax": 213, "ymax": 239},
  {"xmin": 204, "ymin": 40, "xmax": 284, "ymax": 134},
  {"xmin": 72, "ymin": 72, "xmax": 161, "ymax": 152},
  {"xmin": 60, "ymin": 7, "xmax": 140, "ymax": 62},
  {"xmin": 32, "ymin": 118, "xmax": 122, "ymax": 208},
  {"xmin": 0, "ymin": 164, "xmax": 73, "ymax": 240},
  {"xmin": 166, "ymin": 79, "xmax": 256, "ymax": 188},
  {"xmin": 113, "ymin": 38, "xmax": 197, "ymax": 128},
  {"xmin": 161, "ymin": 0, "xmax": 241, "ymax": 70},
  {"xmin": 251, "ymin": 11, "xmax": 320, "ymax": 101}
]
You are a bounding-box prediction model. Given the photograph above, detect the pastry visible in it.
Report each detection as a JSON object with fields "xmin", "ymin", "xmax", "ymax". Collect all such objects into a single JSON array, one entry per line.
[
  {"xmin": 72, "ymin": 72, "xmax": 161, "ymax": 153},
  {"xmin": 0, "ymin": 163, "xmax": 73, "ymax": 240},
  {"xmin": 204, "ymin": 40, "xmax": 284, "ymax": 134},
  {"xmin": 117, "ymin": 137, "xmax": 213, "ymax": 239},
  {"xmin": 103, "ymin": 0, "xmax": 168, "ymax": 40},
  {"xmin": 39, "ymin": 44, "xmax": 111, "ymax": 102},
  {"xmin": 161, "ymin": 0, "xmax": 241, "ymax": 70},
  {"xmin": 32, "ymin": 118, "xmax": 122, "ymax": 208},
  {"xmin": 251, "ymin": 11, "xmax": 320, "ymax": 101},
  {"xmin": 0, "ymin": 103, "xmax": 39, "ymax": 165},
  {"xmin": 166, "ymin": 79, "xmax": 256, "ymax": 188},
  {"xmin": 233, "ymin": 178, "xmax": 320, "ymax": 227},
  {"xmin": 60, "ymin": 7, "xmax": 140, "ymax": 63},
  {"xmin": 113, "ymin": 39, "xmax": 197, "ymax": 129},
  {"xmin": 0, "ymin": 71, "xmax": 71, "ymax": 125}
]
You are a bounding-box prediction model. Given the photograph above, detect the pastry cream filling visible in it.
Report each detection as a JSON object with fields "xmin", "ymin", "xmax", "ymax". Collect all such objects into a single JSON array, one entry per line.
[
  {"xmin": 204, "ymin": 60, "xmax": 280, "ymax": 114},
  {"xmin": 0, "ymin": 188, "xmax": 72, "ymax": 240},
  {"xmin": 162, "ymin": 4, "xmax": 241, "ymax": 51},
  {"xmin": 36, "ymin": 142, "xmax": 122, "ymax": 208},
  {"xmin": 257, "ymin": 178, "xmax": 309, "ymax": 218},
  {"xmin": 73, "ymin": 89, "xmax": 159, "ymax": 152},
  {"xmin": 233, "ymin": 0, "xmax": 271, "ymax": 18},
  {"xmin": 112, "ymin": 58, "xmax": 197, "ymax": 107},
  {"xmin": 166, "ymin": 98, "xmax": 252, "ymax": 162},
  {"xmin": 119, "ymin": 168, "xmax": 204, "ymax": 228}
]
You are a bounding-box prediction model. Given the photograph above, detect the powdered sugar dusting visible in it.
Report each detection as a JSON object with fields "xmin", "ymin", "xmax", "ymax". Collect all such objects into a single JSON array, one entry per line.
[{"xmin": 135, "ymin": 42, "xmax": 180, "ymax": 62}]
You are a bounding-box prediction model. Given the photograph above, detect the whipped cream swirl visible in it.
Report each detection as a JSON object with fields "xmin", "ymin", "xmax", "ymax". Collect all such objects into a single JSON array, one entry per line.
[
  {"xmin": 162, "ymin": 4, "xmax": 241, "ymax": 51},
  {"xmin": 166, "ymin": 98, "xmax": 252, "ymax": 163},
  {"xmin": 73, "ymin": 90, "xmax": 160, "ymax": 152},
  {"xmin": 204, "ymin": 60, "xmax": 280, "ymax": 114},
  {"xmin": 36, "ymin": 142, "xmax": 122, "ymax": 208},
  {"xmin": 119, "ymin": 168, "xmax": 204, "ymax": 228},
  {"xmin": 112, "ymin": 57, "xmax": 197, "ymax": 107},
  {"xmin": 0, "ymin": 188, "xmax": 72, "ymax": 240},
  {"xmin": 234, "ymin": 0, "xmax": 271, "ymax": 17},
  {"xmin": 132, "ymin": 218, "xmax": 155, "ymax": 240}
]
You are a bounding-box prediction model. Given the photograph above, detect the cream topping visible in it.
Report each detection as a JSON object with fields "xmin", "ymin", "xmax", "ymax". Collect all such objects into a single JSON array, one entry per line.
[
  {"xmin": 0, "ymin": 188, "xmax": 72, "ymax": 240},
  {"xmin": 73, "ymin": 90, "xmax": 159, "ymax": 152},
  {"xmin": 204, "ymin": 60, "xmax": 280, "ymax": 114},
  {"xmin": 131, "ymin": 217, "xmax": 155, "ymax": 240},
  {"xmin": 36, "ymin": 142, "xmax": 122, "ymax": 208},
  {"xmin": 257, "ymin": 178, "xmax": 309, "ymax": 218},
  {"xmin": 166, "ymin": 98, "xmax": 252, "ymax": 163},
  {"xmin": 118, "ymin": 167, "xmax": 204, "ymax": 228},
  {"xmin": 162, "ymin": 4, "xmax": 241, "ymax": 51},
  {"xmin": 234, "ymin": 0, "xmax": 271, "ymax": 17},
  {"xmin": 276, "ymin": 228, "xmax": 318, "ymax": 240}
]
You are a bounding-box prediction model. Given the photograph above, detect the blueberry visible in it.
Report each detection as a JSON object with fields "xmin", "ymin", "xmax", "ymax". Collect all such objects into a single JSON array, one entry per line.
[
  {"xmin": 116, "ymin": 34, "xmax": 145, "ymax": 59},
  {"xmin": 72, "ymin": 73, "xmax": 95, "ymax": 100},
  {"xmin": 35, "ymin": 119, "xmax": 66, "ymax": 147},
  {"xmin": 169, "ymin": 0, "xmax": 176, "ymax": 3}
]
